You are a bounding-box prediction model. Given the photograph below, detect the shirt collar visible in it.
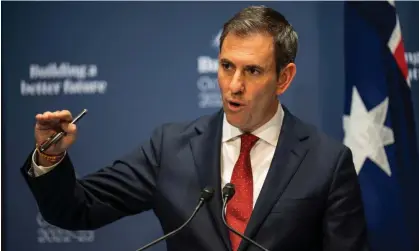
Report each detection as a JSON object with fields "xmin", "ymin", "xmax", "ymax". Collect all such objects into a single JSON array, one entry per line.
[{"xmin": 222, "ymin": 101, "xmax": 284, "ymax": 146}]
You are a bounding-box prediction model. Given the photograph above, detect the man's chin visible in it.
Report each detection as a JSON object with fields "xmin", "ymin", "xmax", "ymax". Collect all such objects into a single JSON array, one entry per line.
[{"xmin": 225, "ymin": 113, "xmax": 246, "ymax": 128}]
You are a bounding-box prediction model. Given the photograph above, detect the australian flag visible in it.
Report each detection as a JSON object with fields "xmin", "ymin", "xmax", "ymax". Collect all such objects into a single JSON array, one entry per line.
[{"xmin": 343, "ymin": 2, "xmax": 419, "ymax": 251}]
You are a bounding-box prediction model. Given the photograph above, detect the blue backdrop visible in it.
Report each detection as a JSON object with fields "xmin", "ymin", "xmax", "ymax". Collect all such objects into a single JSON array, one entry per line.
[{"xmin": 3, "ymin": 2, "xmax": 419, "ymax": 251}]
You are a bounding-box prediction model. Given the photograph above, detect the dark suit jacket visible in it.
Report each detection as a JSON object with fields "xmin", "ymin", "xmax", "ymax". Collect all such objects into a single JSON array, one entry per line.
[{"xmin": 21, "ymin": 106, "xmax": 369, "ymax": 251}]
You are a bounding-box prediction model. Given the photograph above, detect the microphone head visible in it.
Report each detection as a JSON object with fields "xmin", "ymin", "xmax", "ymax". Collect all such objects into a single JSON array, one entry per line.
[
  {"xmin": 222, "ymin": 183, "xmax": 235, "ymax": 200},
  {"xmin": 200, "ymin": 186, "xmax": 215, "ymax": 202}
]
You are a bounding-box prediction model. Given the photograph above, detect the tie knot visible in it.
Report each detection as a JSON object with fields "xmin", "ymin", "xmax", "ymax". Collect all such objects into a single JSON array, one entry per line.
[{"xmin": 240, "ymin": 133, "xmax": 259, "ymax": 153}]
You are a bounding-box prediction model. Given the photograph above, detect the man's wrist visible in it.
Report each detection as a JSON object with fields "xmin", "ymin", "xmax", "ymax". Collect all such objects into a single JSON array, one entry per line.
[
  {"xmin": 35, "ymin": 145, "xmax": 65, "ymax": 166},
  {"xmin": 30, "ymin": 149, "xmax": 66, "ymax": 177}
]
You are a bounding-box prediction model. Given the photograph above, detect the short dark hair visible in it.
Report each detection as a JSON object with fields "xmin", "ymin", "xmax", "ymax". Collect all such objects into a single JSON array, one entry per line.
[{"xmin": 220, "ymin": 5, "xmax": 298, "ymax": 75}]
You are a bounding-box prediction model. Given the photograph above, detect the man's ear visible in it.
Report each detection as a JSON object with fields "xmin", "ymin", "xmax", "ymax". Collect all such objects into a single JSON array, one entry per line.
[{"xmin": 276, "ymin": 63, "xmax": 297, "ymax": 95}]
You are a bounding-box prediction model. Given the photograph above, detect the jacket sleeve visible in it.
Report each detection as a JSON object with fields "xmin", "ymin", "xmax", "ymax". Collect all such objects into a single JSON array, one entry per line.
[
  {"xmin": 20, "ymin": 126, "xmax": 163, "ymax": 231},
  {"xmin": 322, "ymin": 147, "xmax": 370, "ymax": 251}
]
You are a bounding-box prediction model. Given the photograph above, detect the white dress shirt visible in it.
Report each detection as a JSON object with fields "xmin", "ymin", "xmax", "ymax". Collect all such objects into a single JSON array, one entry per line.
[
  {"xmin": 31, "ymin": 103, "xmax": 284, "ymax": 208},
  {"xmin": 221, "ymin": 102, "xmax": 284, "ymax": 208}
]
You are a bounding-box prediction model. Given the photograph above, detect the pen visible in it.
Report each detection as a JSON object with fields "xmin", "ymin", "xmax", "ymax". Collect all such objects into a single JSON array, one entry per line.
[{"xmin": 39, "ymin": 109, "xmax": 88, "ymax": 153}]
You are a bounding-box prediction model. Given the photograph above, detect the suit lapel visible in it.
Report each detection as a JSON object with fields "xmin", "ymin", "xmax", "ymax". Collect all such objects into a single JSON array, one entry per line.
[
  {"xmin": 190, "ymin": 110, "xmax": 232, "ymax": 251},
  {"xmin": 240, "ymin": 107, "xmax": 310, "ymax": 251}
]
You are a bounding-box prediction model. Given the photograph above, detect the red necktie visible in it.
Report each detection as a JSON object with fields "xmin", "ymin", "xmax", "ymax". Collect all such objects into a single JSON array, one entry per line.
[{"xmin": 226, "ymin": 133, "xmax": 259, "ymax": 251}]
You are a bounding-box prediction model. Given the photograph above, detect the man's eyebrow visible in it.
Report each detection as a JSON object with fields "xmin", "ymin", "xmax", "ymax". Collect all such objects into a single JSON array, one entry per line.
[
  {"xmin": 219, "ymin": 58, "xmax": 265, "ymax": 69},
  {"xmin": 245, "ymin": 64, "xmax": 264, "ymax": 70},
  {"xmin": 219, "ymin": 58, "xmax": 234, "ymax": 65}
]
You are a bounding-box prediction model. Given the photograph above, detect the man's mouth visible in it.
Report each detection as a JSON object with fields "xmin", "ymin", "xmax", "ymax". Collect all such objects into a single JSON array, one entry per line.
[
  {"xmin": 229, "ymin": 101, "xmax": 242, "ymax": 107},
  {"xmin": 227, "ymin": 100, "xmax": 245, "ymax": 111}
]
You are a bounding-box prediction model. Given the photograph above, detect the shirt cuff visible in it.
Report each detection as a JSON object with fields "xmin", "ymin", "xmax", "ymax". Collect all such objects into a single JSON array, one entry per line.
[{"xmin": 29, "ymin": 150, "xmax": 67, "ymax": 177}]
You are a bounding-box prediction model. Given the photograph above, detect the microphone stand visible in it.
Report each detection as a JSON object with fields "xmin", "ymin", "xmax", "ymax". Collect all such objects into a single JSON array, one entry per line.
[
  {"xmin": 135, "ymin": 187, "xmax": 214, "ymax": 251},
  {"xmin": 221, "ymin": 183, "xmax": 270, "ymax": 251}
]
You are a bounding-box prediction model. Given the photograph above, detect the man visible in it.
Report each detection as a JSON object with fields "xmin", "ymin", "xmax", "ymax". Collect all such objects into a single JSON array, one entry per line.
[{"xmin": 21, "ymin": 5, "xmax": 369, "ymax": 251}]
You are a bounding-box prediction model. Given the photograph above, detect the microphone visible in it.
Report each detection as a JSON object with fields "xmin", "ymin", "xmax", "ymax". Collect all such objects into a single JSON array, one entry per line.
[
  {"xmin": 135, "ymin": 186, "xmax": 214, "ymax": 251},
  {"xmin": 222, "ymin": 183, "xmax": 270, "ymax": 251}
]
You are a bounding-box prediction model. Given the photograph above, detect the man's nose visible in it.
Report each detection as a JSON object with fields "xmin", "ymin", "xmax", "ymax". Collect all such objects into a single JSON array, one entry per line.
[{"xmin": 229, "ymin": 71, "xmax": 244, "ymax": 94}]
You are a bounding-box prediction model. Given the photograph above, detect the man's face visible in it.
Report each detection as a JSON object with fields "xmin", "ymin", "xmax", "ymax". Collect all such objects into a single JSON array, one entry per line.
[{"xmin": 218, "ymin": 32, "xmax": 284, "ymax": 132}]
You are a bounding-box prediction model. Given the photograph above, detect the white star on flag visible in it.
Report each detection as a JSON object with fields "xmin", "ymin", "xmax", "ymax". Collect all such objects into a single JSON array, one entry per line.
[{"xmin": 343, "ymin": 86, "xmax": 395, "ymax": 176}]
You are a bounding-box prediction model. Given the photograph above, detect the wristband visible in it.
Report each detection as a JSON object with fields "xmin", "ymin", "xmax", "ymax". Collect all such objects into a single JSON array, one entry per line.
[{"xmin": 35, "ymin": 144, "xmax": 65, "ymax": 163}]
